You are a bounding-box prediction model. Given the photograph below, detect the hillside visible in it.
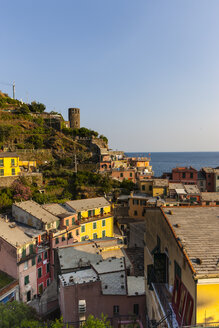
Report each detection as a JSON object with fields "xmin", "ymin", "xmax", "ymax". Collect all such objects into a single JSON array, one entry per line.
[{"xmin": 0, "ymin": 92, "xmax": 107, "ymax": 162}]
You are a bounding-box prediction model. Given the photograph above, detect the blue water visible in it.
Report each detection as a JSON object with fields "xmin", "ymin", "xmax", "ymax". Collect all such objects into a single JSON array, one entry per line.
[{"xmin": 125, "ymin": 152, "xmax": 219, "ymax": 177}]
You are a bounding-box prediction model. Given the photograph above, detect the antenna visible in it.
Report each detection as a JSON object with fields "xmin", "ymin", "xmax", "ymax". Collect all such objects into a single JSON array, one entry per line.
[{"xmin": 0, "ymin": 81, "xmax": 15, "ymax": 99}]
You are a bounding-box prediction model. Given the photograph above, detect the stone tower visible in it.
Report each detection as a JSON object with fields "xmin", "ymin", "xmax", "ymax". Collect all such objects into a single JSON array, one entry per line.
[{"xmin": 68, "ymin": 107, "xmax": 80, "ymax": 129}]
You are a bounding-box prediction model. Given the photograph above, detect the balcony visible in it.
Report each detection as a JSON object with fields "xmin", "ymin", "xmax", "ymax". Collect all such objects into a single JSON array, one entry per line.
[{"xmin": 150, "ymin": 283, "xmax": 177, "ymax": 328}]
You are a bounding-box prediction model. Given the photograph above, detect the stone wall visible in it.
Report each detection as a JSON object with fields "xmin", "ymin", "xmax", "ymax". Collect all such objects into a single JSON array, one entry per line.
[{"xmin": 0, "ymin": 173, "xmax": 43, "ymax": 188}]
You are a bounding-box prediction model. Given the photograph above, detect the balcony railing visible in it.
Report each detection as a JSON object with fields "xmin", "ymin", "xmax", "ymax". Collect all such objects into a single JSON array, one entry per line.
[{"xmin": 151, "ymin": 283, "xmax": 174, "ymax": 328}]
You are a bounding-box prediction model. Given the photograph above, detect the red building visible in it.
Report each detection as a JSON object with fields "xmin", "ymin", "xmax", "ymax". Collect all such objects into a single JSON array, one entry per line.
[
  {"xmin": 172, "ymin": 167, "xmax": 198, "ymax": 184},
  {"xmin": 36, "ymin": 245, "xmax": 51, "ymax": 295},
  {"xmin": 111, "ymin": 168, "xmax": 136, "ymax": 183},
  {"xmin": 201, "ymin": 168, "xmax": 215, "ymax": 192}
]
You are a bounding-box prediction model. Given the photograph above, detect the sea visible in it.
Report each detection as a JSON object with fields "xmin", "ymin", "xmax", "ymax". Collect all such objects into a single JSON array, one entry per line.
[{"xmin": 125, "ymin": 152, "xmax": 219, "ymax": 177}]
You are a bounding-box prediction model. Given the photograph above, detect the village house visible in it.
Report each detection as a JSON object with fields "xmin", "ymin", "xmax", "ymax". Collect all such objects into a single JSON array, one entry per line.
[
  {"xmin": 144, "ymin": 206, "xmax": 219, "ymax": 326},
  {"xmin": 0, "ymin": 218, "xmax": 37, "ymax": 302},
  {"xmin": 58, "ymin": 256, "xmax": 146, "ymax": 327},
  {"xmin": 65, "ymin": 197, "xmax": 114, "ymax": 241}
]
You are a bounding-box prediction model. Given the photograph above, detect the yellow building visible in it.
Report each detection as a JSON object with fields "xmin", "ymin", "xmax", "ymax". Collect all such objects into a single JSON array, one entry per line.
[
  {"xmin": 0, "ymin": 152, "xmax": 20, "ymax": 177},
  {"xmin": 138, "ymin": 179, "xmax": 169, "ymax": 197},
  {"xmin": 144, "ymin": 206, "xmax": 219, "ymax": 326},
  {"xmin": 65, "ymin": 197, "xmax": 114, "ymax": 241}
]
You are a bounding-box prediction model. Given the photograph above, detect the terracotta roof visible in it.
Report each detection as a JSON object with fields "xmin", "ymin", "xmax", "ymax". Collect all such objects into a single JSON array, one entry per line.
[{"xmin": 164, "ymin": 207, "xmax": 219, "ymax": 277}]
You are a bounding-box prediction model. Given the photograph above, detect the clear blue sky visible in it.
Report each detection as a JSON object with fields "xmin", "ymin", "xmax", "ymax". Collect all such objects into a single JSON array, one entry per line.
[{"xmin": 1, "ymin": 0, "xmax": 219, "ymax": 152}]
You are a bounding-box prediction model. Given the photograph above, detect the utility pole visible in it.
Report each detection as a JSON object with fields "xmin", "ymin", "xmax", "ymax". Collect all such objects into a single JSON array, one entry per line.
[
  {"xmin": 12, "ymin": 81, "xmax": 15, "ymax": 99},
  {"xmin": 74, "ymin": 154, "xmax": 77, "ymax": 173}
]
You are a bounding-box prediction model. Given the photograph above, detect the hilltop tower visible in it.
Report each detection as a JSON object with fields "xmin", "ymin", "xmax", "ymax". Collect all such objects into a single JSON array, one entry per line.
[{"xmin": 68, "ymin": 107, "xmax": 80, "ymax": 129}]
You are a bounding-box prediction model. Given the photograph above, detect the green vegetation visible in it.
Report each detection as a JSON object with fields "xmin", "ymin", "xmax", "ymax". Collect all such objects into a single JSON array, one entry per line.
[
  {"xmin": 28, "ymin": 101, "xmax": 46, "ymax": 113},
  {"xmin": 0, "ymin": 271, "xmax": 14, "ymax": 289},
  {"xmin": 83, "ymin": 314, "xmax": 111, "ymax": 328},
  {"xmin": 0, "ymin": 301, "xmax": 111, "ymax": 328}
]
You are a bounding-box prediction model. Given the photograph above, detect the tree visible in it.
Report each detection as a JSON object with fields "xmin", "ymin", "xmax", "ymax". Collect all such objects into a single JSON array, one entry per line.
[
  {"xmin": 12, "ymin": 180, "xmax": 32, "ymax": 201},
  {"xmin": 26, "ymin": 135, "xmax": 44, "ymax": 149},
  {"xmin": 0, "ymin": 301, "xmax": 38, "ymax": 328},
  {"xmin": 29, "ymin": 101, "xmax": 46, "ymax": 113},
  {"xmin": 83, "ymin": 314, "xmax": 112, "ymax": 328},
  {"xmin": 16, "ymin": 104, "xmax": 30, "ymax": 114}
]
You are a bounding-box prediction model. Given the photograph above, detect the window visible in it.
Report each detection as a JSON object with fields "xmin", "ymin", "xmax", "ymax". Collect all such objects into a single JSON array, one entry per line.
[
  {"xmin": 44, "ymin": 251, "xmax": 48, "ymax": 259},
  {"xmin": 78, "ymin": 212, "xmax": 81, "ymax": 220},
  {"xmin": 24, "ymin": 261, "xmax": 28, "ymax": 270},
  {"xmin": 46, "ymin": 263, "xmax": 50, "ymax": 273},
  {"xmin": 72, "ymin": 217, "xmax": 75, "ymax": 225},
  {"xmin": 142, "ymin": 185, "xmax": 145, "ymax": 191},
  {"xmin": 47, "ymin": 223, "xmax": 51, "ymax": 229},
  {"xmin": 66, "ymin": 219, "xmax": 69, "ymax": 226},
  {"xmin": 149, "ymin": 185, "xmax": 152, "ymax": 191},
  {"xmin": 120, "ymin": 173, "xmax": 123, "ymax": 177},
  {"xmin": 38, "ymin": 254, "xmax": 42, "ymax": 263},
  {"xmin": 0, "ymin": 159, "xmax": 4, "ymax": 167},
  {"xmin": 200, "ymin": 181, "xmax": 203, "ymax": 186},
  {"xmin": 29, "ymin": 244, "xmax": 34, "ymax": 254},
  {"xmin": 81, "ymin": 225, "xmax": 85, "ymax": 233},
  {"xmin": 113, "ymin": 305, "xmax": 119, "ymax": 314},
  {"xmin": 88, "ymin": 210, "xmax": 91, "ymax": 217},
  {"xmin": 68, "ymin": 232, "xmax": 72, "ymax": 239},
  {"xmin": 134, "ymin": 210, "xmax": 138, "ymax": 216},
  {"xmin": 102, "ymin": 219, "xmax": 106, "ymax": 227},
  {"xmin": 78, "ymin": 300, "xmax": 86, "ymax": 313},
  {"xmin": 81, "ymin": 236, "xmax": 86, "ymax": 241},
  {"xmin": 190, "ymin": 173, "xmax": 193, "ymax": 179},
  {"xmin": 24, "ymin": 275, "xmax": 29, "ymax": 285},
  {"xmin": 0, "ymin": 169, "xmax": 4, "ymax": 176},
  {"xmin": 62, "ymin": 235, "xmax": 66, "ymax": 241},
  {"xmin": 93, "ymin": 222, "xmax": 97, "ymax": 229},
  {"xmin": 76, "ymin": 229, "xmax": 79, "ymax": 236},
  {"xmin": 182, "ymin": 173, "xmax": 186, "ymax": 179},
  {"xmin": 130, "ymin": 173, "xmax": 132, "ymax": 177},
  {"xmin": 102, "ymin": 230, "xmax": 106, "ymax": 238},
  {"xmin": 47, "ymin": 279, "xmax": 50, "ymax": 287},
  {"xmin": 55, "ymin": 237, "xmax": 59, "ymax": 244},
  {"xmin": 11, "ymin": 168, "xmax": 15, "ymax": 176},
  {"xmin": 93, "ymin": 233, "xmax": 97, "ymax": 239},
  {"xmin": 38, "ymin": 267, "xmax": 42, "ymax": 278},
  {"xmin": 26, "ymin": 290, "xmax": 31, "ymax": 302},
  {"xmin": 32, "ymin": 257, "xmax": 36, "ymax": 266},
  {"xmin": 22, "ymin": 248, "xmax": 26, "ymax": 258},
  {"xmin": 11, "ymin": 159, "xmax": 15, "ymax": 166},
  {"xmin": 133, "ymin": 304, "xmax": 139, "ymax": 315}
]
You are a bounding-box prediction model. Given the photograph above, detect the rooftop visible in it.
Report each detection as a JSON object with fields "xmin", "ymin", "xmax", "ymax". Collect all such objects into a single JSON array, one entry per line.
[
  {"xmin": 43, "ymin": 203, "xmax": 75, "ymax": 216},
  {"xmin": 65, "ymin": 197, "xmax": 110, "ymax": 212},
  {"xmin": 153, "ymin": 179, "xmax": 169, "ymax": 187},
  {"xmin": 172, "ymin": 166, "xmax": 197, "ymax": 172},
  {"xmin": 59, "ymin": 269, "xmax": 98, "ymax": 287},
  {"xmin": 169, "ymin": 183, "xmax": 184, "ymax": 190},
  {"xmin": 201, "ymin": 192, "xmax": 219, "ymax": 202},
  {"xmin": 127, "ymin": 276, "xmax": 145, "ymax": 296},
  {"xmin": 13, "ymin": 200, "xmax": 58, "ymax": 225},
  {"xmin": 0, "ymin": 218, "xmax": 33, "ymax": 248},
  {"xmin": 164, "ymin": 207, "xmax": 219, "ymax": 277},
  {"xmin": 100, "ymin": 271, "xmax": 126, "ymax": 295},
  {"xmin": 0, "ymin": 271, "xmax": 15, "ymax": 289},
  {"xmin": 92, "ymin": 257, "xmax": 125, "ymax": 274},
  {"xmin": 184, "ymin": 184, "xmax": 200, "ymax": 195},
  {"xmin": 0, "ymin": 152, "xmax": 18, "ymax": 158}
]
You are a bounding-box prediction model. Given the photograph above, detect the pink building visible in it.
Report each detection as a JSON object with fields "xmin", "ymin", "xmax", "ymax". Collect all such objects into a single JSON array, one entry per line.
[
  {"xmin": 111, "ymin": 168, "xmax": 136, "ymax": 183},
  {"xmin": 0, "ymin": 218, "xmax": 37, "ymax": 302},
  {"xmin": 58, "ymin": 258, "xmax": 146, "ymax": 327}
]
